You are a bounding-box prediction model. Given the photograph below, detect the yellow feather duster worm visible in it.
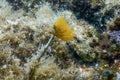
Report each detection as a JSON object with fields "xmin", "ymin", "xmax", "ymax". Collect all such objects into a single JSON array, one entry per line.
[{"xmin": 54, "ymin": 17, "xmax": 75, "ymax": 41}]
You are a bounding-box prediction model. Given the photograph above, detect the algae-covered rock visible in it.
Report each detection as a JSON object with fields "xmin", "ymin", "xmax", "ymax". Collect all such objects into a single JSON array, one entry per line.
[
  {"xmin": 0, "ymin": 0, "xmax": 120, "ymax": 80},
  {"xmin": 77, "ymin": 52, "xmax": 97, "ymax": 62}
]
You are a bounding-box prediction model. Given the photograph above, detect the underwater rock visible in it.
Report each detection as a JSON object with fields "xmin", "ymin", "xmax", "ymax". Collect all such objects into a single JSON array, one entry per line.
[
  {"xmin": 1, "ymin": 0, "xmax": 120, "ymax": 79},
  {"xmin": 76, "ymin": 52, "xmax": 97, "ymax": 63},
  {"xmin": 116, "ymin": 72, "xmax": 120, "ymax": 80},
  {"xmin": 110, "ymin": 31, "xmax": 120, "ymax": 43},
  {"xmin": 109, "ymin": 17, "xmax": 120, "ymax": 43},
  {"xmin": 101, "ymin": 70, "xmax": 114, "ymax": 80},
  {"xmin": 6, "ymin": 0, "xmax": 120, "ymax": 32},
  {"xmin": 6, "ymin": 0, "xmax": 23, "ymax": 10},
  {"xmin": 70, "ymin": 0, "xmax": 105, "ymax": 32},
  {"xmin": 114, "ymin": 17, "xmax": 120, "ymax": 27},
  {"xmin": 109, "ymin": 17, "xmax": 120, "ymax": 30},
  {"xmin": 75, "ymin": 67, "xmax": 96, "ymax": 80},
  {"xmin": 66, "ymin": 21, "xmax": 99, "ymax": 63}
]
